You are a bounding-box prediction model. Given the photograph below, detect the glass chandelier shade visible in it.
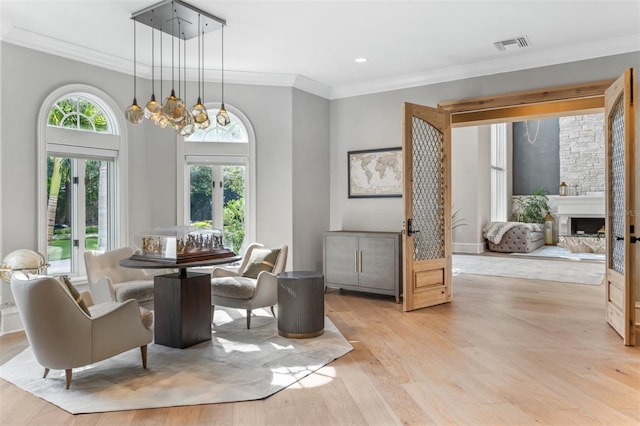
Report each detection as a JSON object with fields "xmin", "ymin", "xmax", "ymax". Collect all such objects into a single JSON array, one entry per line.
[
  {"xmin": 125, "ymin": 99, "xmax": 144, "ymax": 124},
  {"xmin": 125, "ymin": 19, "xmax": 144, "ymax": 124},
  {"xmin": 144, "ymin": 94, "xmax": 162, "ymax": 121},
  {"xmin": 216, "ymin": 104, "xmax": 230, "ymax": 126},
  {"xmin": 126, "ymin": 0, "xmax": 226, "ymax": 134},
  {"xmin": 180, "ymin": 109, "xmax": 196, "ymax": 136},
  {"xmin": 162, "ymin": 89, "xmax": 187, "ymax": 126},
  {"xmin": 190, "ymin": 15, "xmax": 210, "ymax": 130},
  {"xmin": 191, "ymin": 97, "xmax": 210, "ymax": 129},
  {"xmin": 144, "ymin": 10, "xmax": 161, "ymax": 123},
  {"xmin": 216, "ymin": 24, "xmax": 230, "ymax": 127}
]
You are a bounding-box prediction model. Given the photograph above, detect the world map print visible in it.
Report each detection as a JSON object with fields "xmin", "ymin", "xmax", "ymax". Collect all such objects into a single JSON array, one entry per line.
[{"xmin": 349, "ymin": 149, "xmax": 402, "ymax": 197}]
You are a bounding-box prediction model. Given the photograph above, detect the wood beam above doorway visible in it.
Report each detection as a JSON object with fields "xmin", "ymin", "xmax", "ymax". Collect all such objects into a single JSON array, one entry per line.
[{"xmin": 438, "ymin": 79, "xmax": 615, "ymax": 126}]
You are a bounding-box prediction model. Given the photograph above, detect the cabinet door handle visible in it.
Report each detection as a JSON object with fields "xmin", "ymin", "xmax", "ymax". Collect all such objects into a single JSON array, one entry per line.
[
  {"xmin": 359, "ymin": 250, "xmax": 363, "ymax": 273},
  {"xmin": 354, "ymin": 250, "xmax": 358, "ymax": 273}
]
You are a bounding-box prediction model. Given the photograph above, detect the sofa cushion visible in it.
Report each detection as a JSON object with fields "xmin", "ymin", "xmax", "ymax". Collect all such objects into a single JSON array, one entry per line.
[
  {"xmin": 241, "ymin": 248, "xmax": 280, "ymax": 279},
  {"xmin": 211, "ymin": 276, "xmax": 257, "ymax": 299},
  {"xmin": 59, "ymin": 275, "xmax": 91, "ymax": 316}
]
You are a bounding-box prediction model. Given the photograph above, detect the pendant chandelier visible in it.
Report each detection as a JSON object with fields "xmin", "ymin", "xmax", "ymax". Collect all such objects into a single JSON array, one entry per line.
[{"xmin": 125, "ymin": 0, "xmax": 229, "ymax": 132}]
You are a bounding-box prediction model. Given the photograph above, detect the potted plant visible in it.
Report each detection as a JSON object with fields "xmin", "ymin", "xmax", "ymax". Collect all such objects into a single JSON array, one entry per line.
[{"xmin": 511, "ymin": 187, "xmax": 550, "ymax": 224}]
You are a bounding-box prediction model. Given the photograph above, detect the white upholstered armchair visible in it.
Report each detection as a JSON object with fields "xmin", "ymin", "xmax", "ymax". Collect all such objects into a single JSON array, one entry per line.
[
  {"xmin": 11, "ymin": 274, "xmax": 153, "ymax": 389},
  {"xmin": 84, "ymin": 247, "xmax": 156, "ymax": 310},
  {"xmin": 211, "ymin": 243, "xmax": 288, "ymax": 329}
]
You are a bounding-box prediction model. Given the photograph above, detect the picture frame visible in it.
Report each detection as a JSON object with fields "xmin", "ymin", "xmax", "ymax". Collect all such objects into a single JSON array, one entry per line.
[{"xmin": 348, "ymin": 147, "xmax": 403, "ymax": 198}]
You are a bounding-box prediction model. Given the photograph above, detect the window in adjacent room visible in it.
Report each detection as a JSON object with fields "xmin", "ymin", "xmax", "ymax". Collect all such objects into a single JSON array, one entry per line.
[{"xmin": 490, "ymin": 123, "xmax": 508, "ymax": 222}]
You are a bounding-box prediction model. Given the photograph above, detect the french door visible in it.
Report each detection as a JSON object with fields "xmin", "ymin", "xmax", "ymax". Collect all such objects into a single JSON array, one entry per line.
[
  {"xmin": 402, "ymin": 103, "xmax": 452, "ymax": 311},
  {"xmin": 46, "ymin": 156, "xmax": 113, "ymax": 276},
  {"xmin": 187, "ymin": 162, "xmax": 247, "ymax": 253},
  {"xmin": 604, "ymin": 69, "xmax": 637, "ymax": 346}
]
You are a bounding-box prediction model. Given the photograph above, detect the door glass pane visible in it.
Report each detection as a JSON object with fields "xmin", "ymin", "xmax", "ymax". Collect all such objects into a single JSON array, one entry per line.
[
  {"xmin": 47, "ymin": 156, "xmax": 72, "ymax": 275},
  {"xmin": 609, "ymin": 97, "xmax": 625, "ymax": 274},
  {"xmin": 188, "ymin": 164, "xmax": 246, "ymax": 253},
  {"xmin": 411, "ymin": 116, "xmax": 445, "ymax": 261},
  {"xmin": 85, "ymin": 159, "xmax": 110, "ymax": 252},
  {"xmin": 223, "ymin": 166, "xmax": 246, "ymax": 253},
  {"xmin": 189, "ymin": 165, "xmax": 214, "ymax": 229}
]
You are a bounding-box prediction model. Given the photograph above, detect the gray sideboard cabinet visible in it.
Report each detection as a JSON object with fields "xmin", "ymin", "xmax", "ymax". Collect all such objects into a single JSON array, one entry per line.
[{"xmin": 323, "ymin": 231, "xmax": 402, "ymax": 303}]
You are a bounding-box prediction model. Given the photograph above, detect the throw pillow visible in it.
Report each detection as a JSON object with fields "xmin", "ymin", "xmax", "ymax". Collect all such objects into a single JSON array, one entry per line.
[
  {"xmin": 59, "ymin": 275, "xmax": 91, "ymax": 316},
  {"xmin": 241, "ymin": 248, "xmax": 280, "ymax": 279}
]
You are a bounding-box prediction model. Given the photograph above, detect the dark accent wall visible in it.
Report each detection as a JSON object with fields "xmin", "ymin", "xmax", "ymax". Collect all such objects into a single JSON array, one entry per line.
[{"xmin": 512, "ymin": 118, "xmax": 560, "ymax": 195}]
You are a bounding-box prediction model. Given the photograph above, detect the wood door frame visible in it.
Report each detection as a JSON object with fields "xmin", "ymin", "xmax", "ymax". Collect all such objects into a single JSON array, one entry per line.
[
  {"xmin": 438, "ymin": 76, "xmax": 638, "ymax": 344},
  {"xmin": 438, "ymin": 79, "xmax": 614, "ymax": 126}
]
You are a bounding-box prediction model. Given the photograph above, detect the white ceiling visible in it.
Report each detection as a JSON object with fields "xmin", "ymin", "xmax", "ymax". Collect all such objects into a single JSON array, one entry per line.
[{"xmin": 1, "ymin": 0, "xmax": 639, "ymax": 99}]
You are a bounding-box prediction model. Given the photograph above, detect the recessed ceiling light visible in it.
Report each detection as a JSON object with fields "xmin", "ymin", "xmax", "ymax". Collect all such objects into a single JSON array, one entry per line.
[{"xmin": 354, "ymin": 57, "xmax": 368, "ymax": 63}]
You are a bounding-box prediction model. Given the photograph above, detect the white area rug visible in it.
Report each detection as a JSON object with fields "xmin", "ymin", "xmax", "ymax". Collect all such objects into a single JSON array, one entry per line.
[
  {"xmin": 0, "ymin": 308, "xmax": 353, "ymax": 414},
  {"xmin": 453, "ymin": 254, "xmax": 605, "ymax": 285},
  {"xmin": 510, "ymin": 245, "xmax": 606, "ymax": 262}
]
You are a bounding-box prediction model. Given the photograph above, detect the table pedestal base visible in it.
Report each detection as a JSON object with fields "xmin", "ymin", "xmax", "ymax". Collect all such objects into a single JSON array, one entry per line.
[{"xmin": 154, "ymin": 271, "xmax": 211, "ymax": 348}]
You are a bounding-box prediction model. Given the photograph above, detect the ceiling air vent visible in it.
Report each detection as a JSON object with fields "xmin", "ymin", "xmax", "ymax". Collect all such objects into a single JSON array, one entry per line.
[{"xmin": 494, "ymin": 36, "xmax": 531, "ymax": 51}]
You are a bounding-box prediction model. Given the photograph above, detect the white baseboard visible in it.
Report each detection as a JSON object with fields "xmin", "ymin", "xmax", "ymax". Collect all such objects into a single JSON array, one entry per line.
[
  {"xmin": 452, "ymin": 242, "xmax": 486, "ymax": 254},
  {"xmin": 0, "ymin": 305, "xmax": 23, "ymax": 335}
]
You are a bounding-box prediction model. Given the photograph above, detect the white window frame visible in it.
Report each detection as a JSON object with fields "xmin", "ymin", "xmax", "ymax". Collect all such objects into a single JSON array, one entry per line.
[
  {"xmin": 177, "ymin": 103, "xmax": 256, "ymax": 253},
  {"xmin": 491, "ymin": 123, "xmax": 508, "ymax": 222},
  {"xmin": 37, "ymin": 84, "xmax": 128, "ymax": 278}
]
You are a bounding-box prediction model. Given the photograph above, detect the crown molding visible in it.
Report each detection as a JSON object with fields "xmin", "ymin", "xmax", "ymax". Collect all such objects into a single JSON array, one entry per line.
[
  {"xmin": 330, "ymin": 34, "xmax": 640, "ymax": 100},
  {"xmin": 3, "ymin": 26, "xmax": 637, "ymax": 102},
  {"xmin": 1, "ymin": 26, "xmax": 332, "ymax": 99}
]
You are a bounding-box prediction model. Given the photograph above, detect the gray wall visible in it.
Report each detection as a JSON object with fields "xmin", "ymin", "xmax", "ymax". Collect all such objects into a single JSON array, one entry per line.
[
  {"xmin": 292, "ymin": 89, "xmax": 330, "ymax": 271},
  {"xmin": 512, "ymin": 118, "xmax": 560, "ymax": 195},
  {"xmin": 0, "ymin": 42, "xmax": 329, "ymax": 271},
  {"xmin": 329, "ymin": 53, "xmax": 640, "ymax": 233}
]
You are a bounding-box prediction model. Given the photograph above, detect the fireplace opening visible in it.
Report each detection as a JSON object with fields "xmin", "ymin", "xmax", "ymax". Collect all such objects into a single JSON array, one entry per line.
[{"xmin": 570, "ymin": 217, "xmax": 605, "ymax": 235}]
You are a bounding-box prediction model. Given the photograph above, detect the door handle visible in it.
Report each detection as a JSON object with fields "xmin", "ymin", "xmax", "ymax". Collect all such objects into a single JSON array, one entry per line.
[
  {"xmin": 615, "ymin": 235, "xmax": 638, "ymax": 243},
  {"xmin": 407, "ymin": 218, "xmax": 420, "ymax": 237}
]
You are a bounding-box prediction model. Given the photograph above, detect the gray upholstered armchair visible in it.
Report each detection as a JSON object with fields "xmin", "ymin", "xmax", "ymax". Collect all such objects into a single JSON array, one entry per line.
[
  {"xmin": 211, "ymin": 243, "xmax": 288, "ymax": 329},
  {"xmin": 84, "ymin": 247, "xmax": 156, "ymax": 310},
  {"xmin": 11, "ymin": 273, "xmax": 153, "ymax": 389}
]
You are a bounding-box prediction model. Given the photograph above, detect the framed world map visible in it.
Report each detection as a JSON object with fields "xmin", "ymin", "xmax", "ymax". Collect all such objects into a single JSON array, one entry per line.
[{"xmin": 348, "ymin": 147, "xmax": 402, "ymax": 198}]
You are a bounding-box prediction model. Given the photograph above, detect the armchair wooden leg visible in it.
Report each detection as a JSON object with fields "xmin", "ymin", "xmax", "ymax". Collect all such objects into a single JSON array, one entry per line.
[
  {"xmin": 65, "ymin": 369, "xmax": 72, "ymax": 389},
  {"xmin": 270, "ymin": 306, "xmax": 276, "ymax": 317},
  {"xmin": 140, "ymin": 345, "xmax": 148, "ymax": 369},
  {"xmin": 43, "ymin": 368, "xmax": 49, "ymax": 379},
  {"xmin": 246, "ymin": 309, "xmax": 252, "ymax": 329}
]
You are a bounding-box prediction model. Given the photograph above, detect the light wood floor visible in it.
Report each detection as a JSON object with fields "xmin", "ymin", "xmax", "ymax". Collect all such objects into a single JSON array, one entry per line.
[{"xmin": 1, "ymin": 273, "xmax": 638, "ymax": 425}]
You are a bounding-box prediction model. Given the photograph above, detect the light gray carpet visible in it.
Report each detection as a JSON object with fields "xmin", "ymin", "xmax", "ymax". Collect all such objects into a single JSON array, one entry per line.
[
  {"xmin": 453, "ymin": 254, "xmax": 605, "ymax": 285},
  {"xmin": 510, "ymin": 245, "xmax": 606, "ymax": 262},
  {"xmin": 0, "ymin": 308, "xmax": 353, "ymax": 414}
]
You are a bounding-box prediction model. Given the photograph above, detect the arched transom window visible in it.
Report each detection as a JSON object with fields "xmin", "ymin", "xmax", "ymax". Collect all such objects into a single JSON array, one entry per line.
[
  {"xmin": 47, "ymin": 96, "xmax": 114, "ymax": 134},
  {"xmin": 185, "ymin": 111, "xmax": 248, "ymax": 142}
]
